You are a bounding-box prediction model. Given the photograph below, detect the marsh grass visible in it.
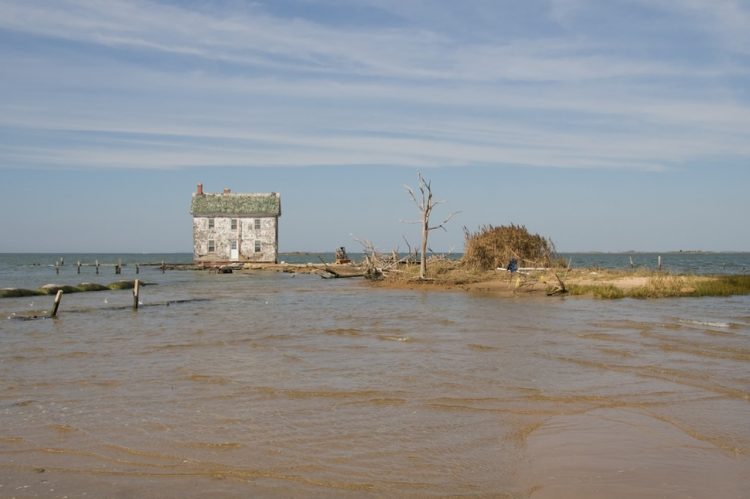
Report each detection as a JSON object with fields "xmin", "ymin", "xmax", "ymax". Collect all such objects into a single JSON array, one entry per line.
[
  {"xmin": 107, "ymin": 280, "xmax": 137, "ymax": 290},
  {"xmin": 691, "ymin": 275, "xmax": 750, "ymax": 297},
  {"xmin": 379, "ymin": 261, "xmax": 750, "ymax": 299},
  {"xmin": 40, "ymin": 285, "xmax": 80, "ymax": 294},
  {"xmin": 0, "ymin": 288, "xmax": 40, "ymax": 298},
  {"xmin": 1, "ymin": 280, "xmax": 144, "ymax": 298},
  {"xmin": 569, "ymin": 274, "xmax": 750, "ymax": 299},
  {"xmin": 77, "ymin": 283, "xmax": 111, "ymax": 292},
  {"xmin": 568, "ymin": 284, "xmax": 625, "ymax": 299}
]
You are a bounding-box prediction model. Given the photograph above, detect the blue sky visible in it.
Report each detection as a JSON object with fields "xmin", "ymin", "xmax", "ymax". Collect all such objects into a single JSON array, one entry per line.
[{"xmin": 1, "ymin": 0, "xmax": 748, "ymax": 253}]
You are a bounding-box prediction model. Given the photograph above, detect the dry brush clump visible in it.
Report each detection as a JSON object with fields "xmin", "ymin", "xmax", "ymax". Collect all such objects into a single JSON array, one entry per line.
[{"xmin": 463, "ymin": 224, "xmax": 561, "ymax": 271}]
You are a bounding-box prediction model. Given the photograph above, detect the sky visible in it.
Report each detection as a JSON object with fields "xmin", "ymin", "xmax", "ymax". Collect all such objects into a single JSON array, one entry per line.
[{"xmin": 1, "ymin": 0, "xmax": 749, "ymax": 253}]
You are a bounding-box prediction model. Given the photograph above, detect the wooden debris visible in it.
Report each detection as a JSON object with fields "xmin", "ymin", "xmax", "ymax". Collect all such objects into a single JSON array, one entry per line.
[
  {"xmin": 546, "ymin": 272, "xmax": 568, "ymax": 296},
  {"xmin": 50, "ymin": 290, "xmax": 63, "ymax": 318}
]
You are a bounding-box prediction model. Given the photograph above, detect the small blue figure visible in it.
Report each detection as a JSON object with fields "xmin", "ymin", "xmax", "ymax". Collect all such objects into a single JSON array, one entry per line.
[{"xmin": 506, "ymin": 258, "xmax": 518, "ymax": 273}]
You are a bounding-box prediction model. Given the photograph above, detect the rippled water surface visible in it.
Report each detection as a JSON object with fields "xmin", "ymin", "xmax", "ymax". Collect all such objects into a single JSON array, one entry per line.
[{"xmin": 1, "ymin": 259, "xmax": 749, "ymax": 497}]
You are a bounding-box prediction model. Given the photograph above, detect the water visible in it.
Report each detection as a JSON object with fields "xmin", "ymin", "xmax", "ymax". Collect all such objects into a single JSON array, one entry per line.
[
  {"xmin": 1, "ymin": 254, "xmax": 749, "ymax": 497},
  {"xmin": 559, "ymin": 252, "xmax": 750, "ymax": 275}
]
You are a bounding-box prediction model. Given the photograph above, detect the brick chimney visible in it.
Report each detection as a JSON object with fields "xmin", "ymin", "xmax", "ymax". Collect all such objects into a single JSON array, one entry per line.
[
  {"xmin": 196, "ymin": 183, "xmax": 204, "ymax": 195},
  {"xmin": 223, "ymin": 187, "xmax": 231, "ymax": 195}
]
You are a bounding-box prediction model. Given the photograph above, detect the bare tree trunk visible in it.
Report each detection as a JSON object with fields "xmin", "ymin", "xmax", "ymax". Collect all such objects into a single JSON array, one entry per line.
[
  {"xmin": 420, "ymin": 217, "xmax": 428, "ymax": 279},
  {"xmin": 404, "ymin": 172, "xmax": 459, "ymax": 280}
]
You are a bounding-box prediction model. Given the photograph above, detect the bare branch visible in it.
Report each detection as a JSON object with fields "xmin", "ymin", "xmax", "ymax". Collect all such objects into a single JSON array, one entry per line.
[
  {"xmin": 403, "ymin": 184, "xmax": 420, "ymax": 208},
  {"xmin": 400, "ymin": 218, "xmax": 422, "ymax": 225},
  {"xmin": 442, "ymin": 210, "xmax": 461, "ymax": 224},
  {"xmin": 402, "ymin": 235, "xmax": 413, "ymax": 255},
  {"xmin": 428, "ymin": 210, "xmax": 462, "ymax": 231},
  {"xmin": 350, "ymin": 234, "xmax": 378, "ymax": 256}
]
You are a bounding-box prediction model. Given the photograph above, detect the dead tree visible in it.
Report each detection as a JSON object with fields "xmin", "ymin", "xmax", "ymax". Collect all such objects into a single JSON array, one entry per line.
[
  {"xmin": 404, "ymin": 172, "xmax": 459, "ymax": 279},
  {"xmin": 351, "ymin": 235, "xmax": 386, "ymax": 279}
]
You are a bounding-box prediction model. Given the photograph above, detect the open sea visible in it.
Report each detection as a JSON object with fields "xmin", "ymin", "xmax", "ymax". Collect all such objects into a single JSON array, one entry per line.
[{"xmin": 1, "ymin": 252, "xmax": 749, "ymax": 498}]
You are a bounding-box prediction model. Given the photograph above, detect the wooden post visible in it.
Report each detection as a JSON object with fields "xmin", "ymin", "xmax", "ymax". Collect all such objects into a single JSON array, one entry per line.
[
  {"xmin": 50, "ymin": 290, "xmax": 63, "ymax": 318},
  {"xmin": 133, "ymin": 279, "xmax": 140, "ymax": 310}
]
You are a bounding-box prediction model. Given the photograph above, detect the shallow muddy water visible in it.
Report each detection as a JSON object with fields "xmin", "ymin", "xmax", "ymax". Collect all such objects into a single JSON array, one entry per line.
[{"xmin": 1, "ymin": 266, "xmax": 748, "ymax": 497}]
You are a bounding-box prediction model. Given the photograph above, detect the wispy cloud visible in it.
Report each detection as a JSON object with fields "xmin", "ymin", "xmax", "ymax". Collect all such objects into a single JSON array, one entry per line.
[
  {"xmin": 0, "ymin": 0, "xmax": 748, "ymax": 171},
  {"xmin": 641, "ymin": 0, "xmax": 750, "ymax": 55}
]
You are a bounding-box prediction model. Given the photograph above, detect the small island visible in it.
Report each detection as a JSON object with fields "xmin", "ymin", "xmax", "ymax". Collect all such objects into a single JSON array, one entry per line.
[
  {"xmin": 364, "ymin": 260, "xmax": 750, "ymax": 299},
  {"xmin": 344, "ymin": 224, "xmax": 750, "ymax": 299}
]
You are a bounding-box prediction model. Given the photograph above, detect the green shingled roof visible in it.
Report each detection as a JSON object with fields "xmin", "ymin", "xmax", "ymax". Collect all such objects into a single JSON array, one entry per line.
[{"xmin": 190, "ymin": 193, "xmax": 281, "ymax": 217}]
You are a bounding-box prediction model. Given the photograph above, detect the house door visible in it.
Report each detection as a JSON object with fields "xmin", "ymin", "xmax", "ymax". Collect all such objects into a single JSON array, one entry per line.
[{"xmin": 230, "ymin": 240, "xmax": 239, "ymax": 260}]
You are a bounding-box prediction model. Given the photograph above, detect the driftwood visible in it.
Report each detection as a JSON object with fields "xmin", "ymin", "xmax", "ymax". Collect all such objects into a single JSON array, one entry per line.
[
  {"xmin": 315, "ymin": 255, "xmax": 365, "ymax": 279},
  {"xmin": 335, "ymin": 247, "xmax": 351, "ymax": 264},
  {"xmin": 50, "ymin": 290, "xmax": 63, "ymax": 318},
  {"xmin": 547, "ymin": 273, "xmax": 568, "ymax": 296},
  {"xmin": 133, "ymin": 279, "xmax": 140, "ymax": 309},
  {"xmin": 321, "ymin": 266, "xmax": 365, "ymax": 279}
]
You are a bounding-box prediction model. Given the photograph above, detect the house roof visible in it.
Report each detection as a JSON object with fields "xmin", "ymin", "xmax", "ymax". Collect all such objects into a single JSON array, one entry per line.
[{"xmin": 190, "ymin": 192, "xmax": 281, "ymax": 217}]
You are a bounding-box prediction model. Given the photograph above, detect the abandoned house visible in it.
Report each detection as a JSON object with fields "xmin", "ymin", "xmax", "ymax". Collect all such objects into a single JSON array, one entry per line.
[{"xmin": 190, "ymin": 184, "xmax": 281, "ymax": 264}]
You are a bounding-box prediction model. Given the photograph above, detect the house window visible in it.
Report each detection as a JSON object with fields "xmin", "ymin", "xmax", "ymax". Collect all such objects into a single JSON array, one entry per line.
[
  {"xmin": 254, "ymin": 218, "xmax": 261, "ymax": 230},
  {"xmin": 208, "ymin": 218, "xmax": 214, "ymax": 229},
  {"xmin": 208, "ymin": 239, "xmax": 215, "ymax": 253},
  {"xmin": 230, "ymin": 240, "xmax": 237, "ymax": 250},
  {"xmin": 254, "ymin": 240, "xmax": 261, "ymax": 253},
  {"xmin": 231, "ymin": 219, "xmax": 237, "ymax": 230}
]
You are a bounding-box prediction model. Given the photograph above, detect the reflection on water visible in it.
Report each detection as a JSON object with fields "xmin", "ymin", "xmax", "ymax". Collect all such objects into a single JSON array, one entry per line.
[{"xmin": 1, "ymin": 270, "xmax": 748, "ymax": 498}]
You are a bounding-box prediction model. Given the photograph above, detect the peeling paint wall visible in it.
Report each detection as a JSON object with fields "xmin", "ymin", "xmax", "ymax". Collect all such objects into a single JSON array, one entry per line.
[{"xmin": 192, "ymin": 216, "xmax": 278, "ymax": 263}]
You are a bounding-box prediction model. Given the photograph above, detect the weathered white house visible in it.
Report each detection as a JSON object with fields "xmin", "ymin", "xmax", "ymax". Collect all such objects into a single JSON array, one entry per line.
[{"xmin": 190, "ymin": 184, "xmax": 281, "ymax": 264}]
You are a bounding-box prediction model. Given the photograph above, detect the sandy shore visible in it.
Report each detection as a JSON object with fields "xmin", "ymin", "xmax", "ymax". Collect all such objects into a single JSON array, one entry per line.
[{"xmin": 361, "ymin": 265, "xmax": 745, "ymax": 299}]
